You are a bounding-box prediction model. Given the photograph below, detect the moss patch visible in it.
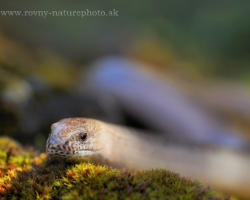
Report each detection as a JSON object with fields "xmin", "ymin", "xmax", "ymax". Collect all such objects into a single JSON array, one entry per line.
[{"xmin": 0, "ymin": 137, "xmax": 223, "ymax": 200}]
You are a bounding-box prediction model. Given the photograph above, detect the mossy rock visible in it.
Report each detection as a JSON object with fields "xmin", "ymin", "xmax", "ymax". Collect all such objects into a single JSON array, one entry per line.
[{"xmin": 0, "ymin": 137, "xmax": 223, "ymax": 200}]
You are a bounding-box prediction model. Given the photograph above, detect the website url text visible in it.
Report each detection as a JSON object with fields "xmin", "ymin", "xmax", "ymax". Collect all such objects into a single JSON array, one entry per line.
[{"xmin": 0, "ymin": 9, "xmax": 119, "ymax": 18}]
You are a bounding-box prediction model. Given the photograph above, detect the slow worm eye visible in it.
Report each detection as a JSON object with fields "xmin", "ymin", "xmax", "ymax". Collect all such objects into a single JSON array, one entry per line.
[{"xmin": 80, "ymin": 133, "xmax": 88, "ymax": 141}]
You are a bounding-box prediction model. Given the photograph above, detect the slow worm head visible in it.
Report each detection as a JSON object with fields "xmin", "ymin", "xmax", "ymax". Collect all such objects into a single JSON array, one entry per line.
[{"xmin": 46, "ymin": 118, "xmax": 106, "ymax": 162}]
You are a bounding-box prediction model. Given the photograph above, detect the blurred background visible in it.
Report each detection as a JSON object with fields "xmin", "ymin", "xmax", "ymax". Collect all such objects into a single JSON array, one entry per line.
[{"xmin": 0, "ymin": 0, "xmax": 250, "ymax": 154}]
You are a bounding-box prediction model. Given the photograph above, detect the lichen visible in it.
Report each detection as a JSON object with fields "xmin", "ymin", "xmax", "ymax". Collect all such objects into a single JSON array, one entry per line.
[{"xmin": 0, "ymin": 137, "xmax": 224, "ymax": 200}]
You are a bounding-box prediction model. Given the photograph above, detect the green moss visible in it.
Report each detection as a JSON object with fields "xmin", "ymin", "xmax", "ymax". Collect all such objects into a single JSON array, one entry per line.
[
  {"xmin": 0, "ymin": 137, "xmax": 35, "ymax": 168},
  {"xmin": 0, "ymin": 137, "xmax": 223, "ymax": 200}
]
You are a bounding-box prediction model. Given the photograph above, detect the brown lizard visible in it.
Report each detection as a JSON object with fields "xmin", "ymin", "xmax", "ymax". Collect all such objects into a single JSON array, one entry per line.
[{"xmin": 46, "ymin": 118, "xmax": 250, "ymax": 199}]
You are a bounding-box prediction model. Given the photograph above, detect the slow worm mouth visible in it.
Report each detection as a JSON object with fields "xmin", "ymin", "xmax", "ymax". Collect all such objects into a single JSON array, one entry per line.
[{"xmin": 46, "ymin": 147, "xmax": 102, "ymax": 158}]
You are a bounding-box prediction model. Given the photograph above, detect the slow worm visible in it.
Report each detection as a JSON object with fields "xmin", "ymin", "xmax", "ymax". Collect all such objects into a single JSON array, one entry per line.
[{"xmin": 46, "ymin": 118, "xmax": 250, "ymax": 199}]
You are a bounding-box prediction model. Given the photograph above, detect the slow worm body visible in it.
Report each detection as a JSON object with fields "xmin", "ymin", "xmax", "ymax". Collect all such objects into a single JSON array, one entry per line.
[{"xmin": 46, "ymin": 118, "xmax": 250, "ymax": 199}]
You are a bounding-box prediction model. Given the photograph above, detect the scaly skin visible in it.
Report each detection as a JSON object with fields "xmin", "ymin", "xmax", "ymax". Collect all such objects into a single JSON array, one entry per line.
[{"xmin": 46, "ymin": 118, "xmax": 250, "ymax": 199}]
